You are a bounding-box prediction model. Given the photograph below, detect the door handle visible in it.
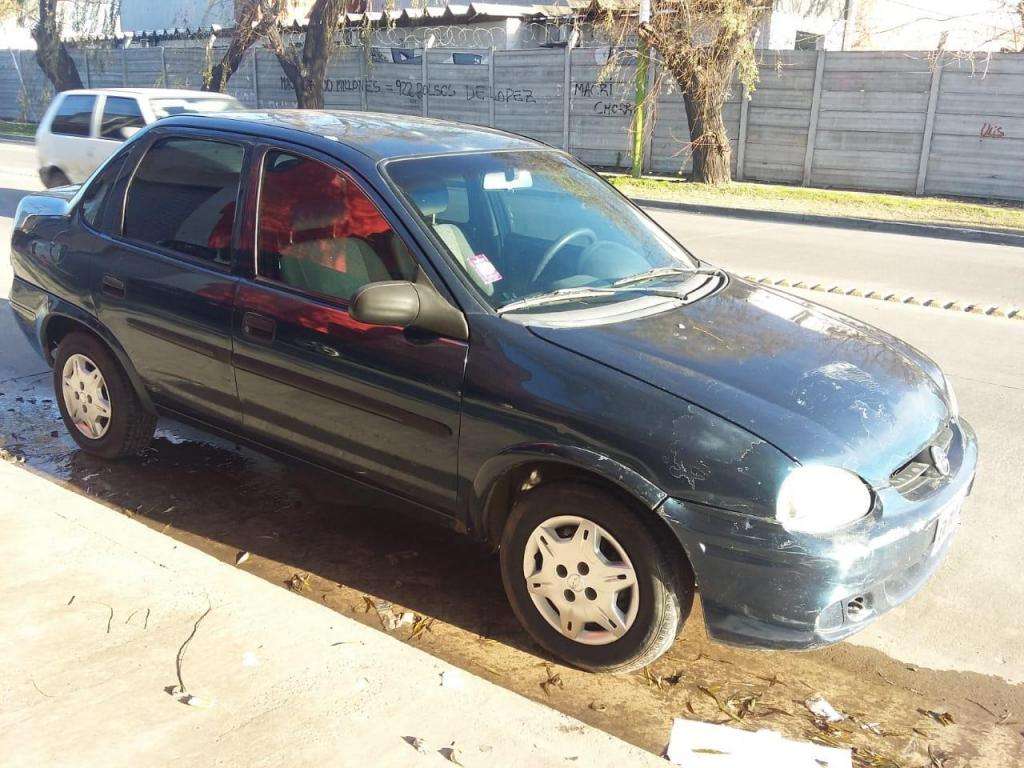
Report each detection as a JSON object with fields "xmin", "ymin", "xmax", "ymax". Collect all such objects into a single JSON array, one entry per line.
[
  {"xmin": 242, "ymin": 312, "xmax": 276, "ymax": 342},
  {"xmin": 101, "ymin": 274, "xmax": 125, "ymax": 298}
]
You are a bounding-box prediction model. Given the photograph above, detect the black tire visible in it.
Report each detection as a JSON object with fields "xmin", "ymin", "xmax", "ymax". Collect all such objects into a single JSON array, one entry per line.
[
  {"xmin": 499, "ymin": 482, "xmax": 693, "ymax": 673},
  {"xmin": 53, "ymin": 332, "xmax": 156, "ymax": 459},
  {"xmin": 42, "ymin": 167, "xmax": 72, "ymax": 189}
]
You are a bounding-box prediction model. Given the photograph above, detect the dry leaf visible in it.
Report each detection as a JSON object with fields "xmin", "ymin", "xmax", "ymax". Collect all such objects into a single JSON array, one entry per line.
[
  {"xmin": 286, "ymin": 572, "xmax": 310, "ymax": 591},
  {"xmin": 439, "ymin": 746, "xmax": 464, "ymax": 765},
  {"xmin": 403, "ymin": 736, "xmax": 428, "ymax": 753},
  {"xmin": 540, "ymin": 664, "xmax": 563, "ymax": 696},
  {"xmin": 920, "ymin": 709, "xmax": 955, "ymax": 726}
]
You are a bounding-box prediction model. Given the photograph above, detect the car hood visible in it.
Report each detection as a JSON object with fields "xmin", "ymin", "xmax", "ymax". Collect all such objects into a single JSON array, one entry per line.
[{"xmin": 528, "ymin": 278, "xmax": 948, "ymax": 486}]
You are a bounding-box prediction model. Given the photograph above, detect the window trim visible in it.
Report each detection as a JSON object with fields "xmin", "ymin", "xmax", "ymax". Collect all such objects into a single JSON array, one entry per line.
[
  {"xmin": 115, "ymin": 131, "xmax": 249, "ymax": 273},
  {"xmin": 251, "ymin": 145, "xmax": 419, "ymax": 310}
]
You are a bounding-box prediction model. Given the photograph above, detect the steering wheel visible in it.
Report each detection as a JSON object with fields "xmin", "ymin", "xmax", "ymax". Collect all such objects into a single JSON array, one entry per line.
[{"xmin": 531, "ymin": 228, "xmax": 597, "ymax": 283}]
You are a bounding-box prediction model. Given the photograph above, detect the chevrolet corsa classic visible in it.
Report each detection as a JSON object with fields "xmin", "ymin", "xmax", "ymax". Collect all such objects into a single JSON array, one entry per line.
[{"xmin": 9, "ymin": 111, "xmax": 977, "ymax": 672}]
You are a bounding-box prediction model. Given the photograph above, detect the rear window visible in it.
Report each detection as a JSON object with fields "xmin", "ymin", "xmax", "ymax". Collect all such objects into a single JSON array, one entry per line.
[
  {"xmin": 51, "ymin": 95, "xmax": 96, "ymax": 137},
  {"xmin": 122, "ymin": 137, "xmax": 243, "ymax": 265},
  {"xmin": 100, "ymin": 97, "xmax": 145, "ymax": 140}
]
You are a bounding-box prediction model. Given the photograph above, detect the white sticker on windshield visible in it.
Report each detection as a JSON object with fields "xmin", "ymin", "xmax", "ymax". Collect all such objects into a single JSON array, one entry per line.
[{"xmin": 468, "ymin": 253, "xmax": 502, "ymax": 284}]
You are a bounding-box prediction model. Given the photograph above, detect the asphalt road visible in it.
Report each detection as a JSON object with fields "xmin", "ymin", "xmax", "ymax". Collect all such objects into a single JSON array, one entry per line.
[
  {"xmin": 1, "ymin": 138, "xmax": 1022, "ymax": 758},
  {"xmin": 650, "ymin": 207, "xmax": 1024, "ymax": 311}
]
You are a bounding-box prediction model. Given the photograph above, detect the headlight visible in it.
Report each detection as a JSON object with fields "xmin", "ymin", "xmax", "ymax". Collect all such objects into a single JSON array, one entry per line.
[
  {"xmin": 775, "ymin": 466, "xmax": 872, "ymax": 534},
  {"xmin": 943, "ymin": 376, "xmax": 959, "ymax": 419}
]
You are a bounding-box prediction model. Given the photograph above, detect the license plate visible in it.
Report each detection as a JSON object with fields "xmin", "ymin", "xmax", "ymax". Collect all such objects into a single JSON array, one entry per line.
[{"xmin": 932, "ymin": 495, "xmax": 964, "ymax": 553}]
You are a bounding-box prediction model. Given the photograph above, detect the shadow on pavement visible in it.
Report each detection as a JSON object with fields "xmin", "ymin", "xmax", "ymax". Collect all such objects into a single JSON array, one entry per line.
[{"xmin": 0, "ymin": 187, "xmax": 35, "ymax": 218}]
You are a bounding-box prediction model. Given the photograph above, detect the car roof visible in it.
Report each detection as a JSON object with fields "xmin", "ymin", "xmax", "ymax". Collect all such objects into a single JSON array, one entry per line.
[
  {"xmin": 157, "ymin": 109, "xmax": 547, "ymax": 162},
  {"xmin": 59, "ymin": 88, "xmax": 239, "ymax": 99}
]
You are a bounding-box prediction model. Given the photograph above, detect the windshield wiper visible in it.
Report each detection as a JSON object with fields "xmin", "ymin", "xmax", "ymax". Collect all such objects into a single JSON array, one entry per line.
[
  {"xmin": 497, "ymin": 270, "xmax": 726, "ymax": 315},
  {"xmin": 612, "ymin": 265, "xmax": 726, "ymax": 287},
  {"xmin": 612, "ymin": 266, "xmax": 694, "ymax": 287},
  {"xmin": 497, "ymin": 286, "xmax": 622, "ymax": 315}
]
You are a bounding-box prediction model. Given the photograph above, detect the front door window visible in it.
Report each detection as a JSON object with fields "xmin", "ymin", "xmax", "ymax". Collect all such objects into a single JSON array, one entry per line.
[{"xmin": 256, "ymin": 151, "xmax": 417, "ymax": 303}]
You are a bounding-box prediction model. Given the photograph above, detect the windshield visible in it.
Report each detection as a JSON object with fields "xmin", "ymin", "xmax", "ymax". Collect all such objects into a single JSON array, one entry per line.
[
  {"xmin": 385, "ymin": 150, "xmax": 699, "ymax": 312},
  {"xmin": 150, "ymin": 97, "xmax": 243, "ymax": 118}
]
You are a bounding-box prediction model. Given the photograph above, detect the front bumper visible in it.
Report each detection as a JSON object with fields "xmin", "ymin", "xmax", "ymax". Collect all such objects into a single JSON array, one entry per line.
[{"xmin": 659, "ymin": 418, "xmax": 978, "ymax": 650}]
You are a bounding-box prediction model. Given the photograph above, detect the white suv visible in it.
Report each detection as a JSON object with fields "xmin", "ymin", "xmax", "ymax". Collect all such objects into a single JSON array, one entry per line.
[{"xmin": 35, "ymin": 88, "xmax": 243, "ymax": 187}]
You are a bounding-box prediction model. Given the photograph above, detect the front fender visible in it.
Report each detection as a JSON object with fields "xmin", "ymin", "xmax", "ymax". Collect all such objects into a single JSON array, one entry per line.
[{"xmin": 470, "ymin": 443, "xmax": 668, "ymax": 544}]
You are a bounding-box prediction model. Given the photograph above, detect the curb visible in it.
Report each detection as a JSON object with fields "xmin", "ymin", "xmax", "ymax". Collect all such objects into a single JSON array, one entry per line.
[
  {"xmin": 0, "ymin": 133, "xmax": 34, "ymax": 145},
  {"xmin": 743, "ymin": 274, "xmax": 1024, "ymax": 321},
  {"xmin": 631, "ymin": 197, "xmax": 1024, "ymax": 249}
]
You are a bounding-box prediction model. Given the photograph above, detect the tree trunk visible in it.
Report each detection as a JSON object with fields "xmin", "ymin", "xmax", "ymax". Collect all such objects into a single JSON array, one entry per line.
[
  {"xmin": 297, "ymin": 0, "xmax": 346, "ymax": 109},
  {"xmin": 205, "ymin": 56, "xmax": 236, "ymax": 94},
  {"xmin": 268, "ymin": 0, "xmax": 355, "ymax": 108},
  {"xmin": 682, "ymin": 88, "xmax": 732, "ymax": 185},
  {"xmin": 296, "ymin": 78, "xmax": 322, "ymax": 109},
  {"xmin": 31, "ymin": 0, "xmax": 83, "ymax": 92}
]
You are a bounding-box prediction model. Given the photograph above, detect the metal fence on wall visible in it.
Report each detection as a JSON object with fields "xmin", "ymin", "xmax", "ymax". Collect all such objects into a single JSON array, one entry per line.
[{"xmin": 2, "ymin": 45, "xmax": 1023, "ymax": 201}]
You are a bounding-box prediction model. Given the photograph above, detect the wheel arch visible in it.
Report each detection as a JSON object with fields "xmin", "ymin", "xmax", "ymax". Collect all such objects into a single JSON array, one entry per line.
[
  {"xmin": 40, "ymin": 165, "xmax": 71, "ymax": 189},
  {"xmin": 471, "ymin": 446, "xmax": 691, "ymax": 582},
  {"xmin": 42, "ymin": 308, "xmax": 157, "ymax": 416}
]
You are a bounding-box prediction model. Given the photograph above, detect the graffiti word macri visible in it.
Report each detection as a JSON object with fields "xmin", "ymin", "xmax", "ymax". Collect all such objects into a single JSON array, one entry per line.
[
  {"xmin": 572, "ymin": 81, "xmax": 636, "ymax": 117},
  {"xmin": 281, "ymin": 77, "xmax": 536, "ymax": 103}
]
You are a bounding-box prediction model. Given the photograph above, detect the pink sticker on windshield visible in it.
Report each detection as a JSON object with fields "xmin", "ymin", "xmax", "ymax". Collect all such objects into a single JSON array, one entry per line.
[{"xmin": 468, "ymin": 253, "xmax": 502, "ymax": 284}]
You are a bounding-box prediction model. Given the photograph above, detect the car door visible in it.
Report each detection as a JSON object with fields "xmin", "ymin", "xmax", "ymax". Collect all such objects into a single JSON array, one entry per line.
[
  {"xmin": 92, "ymin": 130, "xmax": 248, "ymax": 427},
  {"xmin": 46, "ymin": 93, "xmax": 97, "ymax": 182},
  {"xmin": 231, "ymin": 146, "xmax": 468, "ymax": 514},
  {"xmin": 93, "ymin": 95, "xmax": 145, "ymax": 168}
]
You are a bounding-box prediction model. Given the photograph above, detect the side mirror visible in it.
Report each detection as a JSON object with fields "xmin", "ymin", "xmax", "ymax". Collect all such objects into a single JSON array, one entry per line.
[
  {"xmin": 119, "ymin": 126, "xmax": 141, "ymax": 140},
  {"xmin": 351, "ymin": 281, "xmax": 468, "ymax": 341}
]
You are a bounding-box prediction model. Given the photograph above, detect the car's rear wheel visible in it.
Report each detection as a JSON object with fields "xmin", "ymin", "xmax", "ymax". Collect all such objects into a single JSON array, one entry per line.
[
  {"xmin": 53, "ymin": 332, "xmax": 156, "ymax": 459},
  {"xmin": 499, "ymin": 482, "xmax": 693, "ymax": 673},
  {"xmin": 42, "ymin": 167, "xmax": 71, "ymax": 189}
]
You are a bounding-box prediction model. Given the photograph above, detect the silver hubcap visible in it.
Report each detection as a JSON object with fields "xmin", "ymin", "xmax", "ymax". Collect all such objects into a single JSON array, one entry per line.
[
  {"xmin": 61, "ymin": 353, "xmax": 111, "ymax": 439},
  {"xmin": 522, "ymin": 515, "xmax": 640, "ymax": 646}
]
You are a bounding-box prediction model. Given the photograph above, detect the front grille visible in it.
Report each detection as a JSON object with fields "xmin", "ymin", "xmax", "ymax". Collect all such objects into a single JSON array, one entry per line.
[{"xmin": 890, "ymin": 422, "xmax": 954, "ymax": 495}]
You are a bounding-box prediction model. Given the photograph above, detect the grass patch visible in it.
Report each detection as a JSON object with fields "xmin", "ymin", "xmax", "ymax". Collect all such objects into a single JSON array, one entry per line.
[
  {"xmin": 0, "ymin": 120, "xmax": 36, "ymax": 138},
  {"xmin": 609, "ymin": 175, "xmax": 1024, "ymax": 234}
]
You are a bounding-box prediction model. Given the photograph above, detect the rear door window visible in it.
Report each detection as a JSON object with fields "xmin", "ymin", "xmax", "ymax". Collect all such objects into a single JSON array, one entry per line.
[
  {"xmin": 122, "ymin": 137, "xmax": 243, "ymax": 266},
  {"xmin": 51, "ymin": 95, "xmax": 96, "ymax": 137},
  {"xmin": 100, "ymin": 97, "xmax": 145, "ymax": 140}
]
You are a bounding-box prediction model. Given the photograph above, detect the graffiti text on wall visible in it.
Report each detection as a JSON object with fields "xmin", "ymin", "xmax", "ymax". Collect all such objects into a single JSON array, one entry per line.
[
  {"xmin": 572, "ymin": 80, "xmax": 635, "ymax": 117},
  {"xmin": 980, "ymin": 122, "xmax": 1006, "ymax": 139},
  {"xmin": 280, "ymin": 77, "xmax": 537, "ymax": 103}
]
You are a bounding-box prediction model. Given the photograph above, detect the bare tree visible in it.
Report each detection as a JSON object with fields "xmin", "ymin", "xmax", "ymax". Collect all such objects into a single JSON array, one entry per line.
[
  {"xmin": 611, "ymin": 1, "xmax": 773, "ymax": 184},
  {"xmin": 204, "ymin": 0, "xmax": 283, "ymax": 92},
  {"xmin": 2, "ymin": 0, "xmax": 117, "ymax": 93},
  {"xmin": 266, "ymin": 0, "xmax": 354, "ymax": 109}
]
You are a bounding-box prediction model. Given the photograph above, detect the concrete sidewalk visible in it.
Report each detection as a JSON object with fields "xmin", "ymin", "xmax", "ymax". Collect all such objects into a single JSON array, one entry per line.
[{"xmin": 0, "ymin": 461, "xmax": 660, "ymax": 768}]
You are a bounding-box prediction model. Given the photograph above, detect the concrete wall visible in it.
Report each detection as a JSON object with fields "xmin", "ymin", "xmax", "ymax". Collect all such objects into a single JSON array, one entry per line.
[{"xmin": 3, "ymin": 45, "xmax": 1024, "ymax": 201}]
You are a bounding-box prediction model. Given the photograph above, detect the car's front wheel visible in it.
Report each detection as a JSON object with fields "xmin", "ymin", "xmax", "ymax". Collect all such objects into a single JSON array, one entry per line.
[
  {"xmin": 499, "ymin": 482, "xmax": 693, "ymax": 673},
  {"xmin": 53, "ymin": 332, "xmax": 156, "ymax": 459}
]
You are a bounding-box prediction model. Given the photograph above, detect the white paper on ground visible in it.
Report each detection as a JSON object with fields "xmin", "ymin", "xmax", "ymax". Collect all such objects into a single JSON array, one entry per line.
[
  {"xmin": 805, "ymin": 696, "xmax": 846, "ymax": 723},
  {"xmin": 665, "ymin": 719, "xmax": 851, "ymax": 768}
]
